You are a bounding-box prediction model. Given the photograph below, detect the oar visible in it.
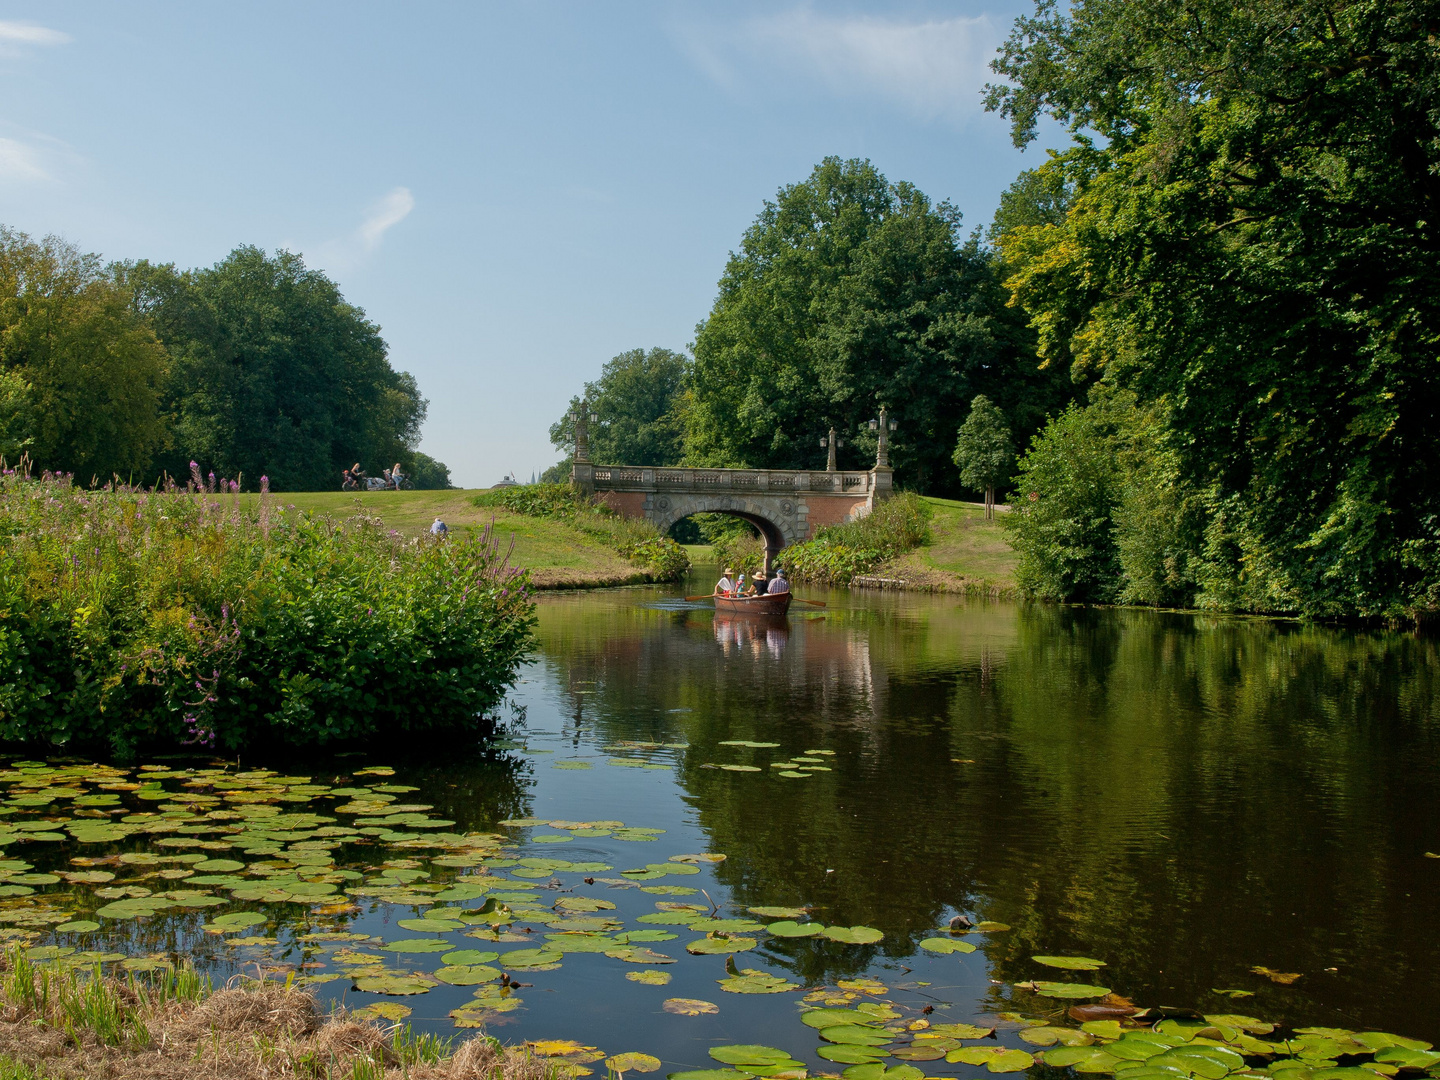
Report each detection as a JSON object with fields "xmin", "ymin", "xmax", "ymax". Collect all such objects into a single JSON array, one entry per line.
[
  {"xmin": 791, "ymin": 597, "xmax": 827, "ymax": 608},
  {"xmin": 684, "ymin": 594, "xmax": 717, "ymax": 602}
]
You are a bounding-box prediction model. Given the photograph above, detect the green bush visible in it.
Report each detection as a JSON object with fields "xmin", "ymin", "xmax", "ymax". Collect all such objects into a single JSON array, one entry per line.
[
  {"xmin": 0, "ymin": 467, "xmax": 534, "ymax": 755},
  {"xmin": 472, "ymin": 483, "xmax": 690, "ymax": 581},
  {"xmin": 777, "ymin": 492, "xmax": 932, "ymax": 585}
]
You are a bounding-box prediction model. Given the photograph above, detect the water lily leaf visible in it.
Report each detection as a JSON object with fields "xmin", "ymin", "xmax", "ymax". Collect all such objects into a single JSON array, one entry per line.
[
  {"xmin": 353, "ymin": 973, "xmax": 437, "ymax": 995},
  {"xmin": 776, "ymin": 772, "xmax": 809, "ymax": 779},
  {"xmin": 689, "ymin": 918, "xmax": 763, "ymax": 933},
  {"xmin": 1356, "ymin": 1034, "xmax": 1433, "ymax": 1052},
  {"xmin": 662, "ymin": 998, "xmax": 720, "ymax": 1016},
  {"xmin": 803, "ymin": 1010, "xmax": 877, "ymax": 1029},
  {"xmin": 384, "ymin": 938, "xmax": 454, "ymax": 953},
  {"xmin": 352, "ymin": 1002, "xmax": 412, "ymax": 1021},
  {"xmin": 767, "ymin": 921, "xmax": 824, "ymax": 938},
  {"xmin": 719, "ymin": 765, "xmax": 763, "ymax": 773},
  {"xmin": 206, "ymin": 912, "xmax": 267, "ymax": 931},
  {"xmin": 748, "ymin": 906, "xmax": 808, "ymax": 919},
  {"xmin": 398, "ymin": 918, "xmax": 464, "ymax": 932},
  {"xmin": 923, "ymin": 1024, "xmax": 997, "ymax": 1040},
  {"xmin": 442, "ymin": 949, "xmax": 500, "ymax": 965},
  {"xmin": 1034, "ymin": 956, "xmax": 1107, "ymax": 971},
  {"xmin": 668, "ymin": 1072, "xmax": 748, "ymax": 1080},
  {"xmin": 717, "ymin": 969, "xmax": 800, "ymax": 994},
  {"xmin": 823, "ymin": 926, "xmax": 884, "ymax": 945},
  {"xmin": 608, "ymin": 1053, "xmax": 662, "ymax": 1073},
  {"xmin": 1149, "ymin": 1046, "xmax": 1245, "ymax": 1078},
  {"xmin": 687, "ymin": 936, "xmax": 757, "ymax": 955},
  {"xmin": 821, "ymin": 1026, "xmax": 893, "ymax": 1047},
  {"xmin": 1251, "ymin": 966, "xmax": 1302, "ymax": 985},
  {"xmin": 605, "ymin": 947, "xmax": 675, "ymax": 965},
  {"xmin": 54, "ymin": 921, "xmax": 101, "ymax": 934},
  {"xmin": 919, "ymin": 937, "xmax": 975, "ymax": 954},
  {"xmin": 1022, "ymin": 981, "xmax": 1112, "ymax": 999},
  {"xmin": 434, "ymin": 964, "xmax": 502, "ymax": 985},
  {"xmin": 818, "ymin": 1046, "xmax": 891, "ymax": 1065},
  {"xmin": 1021, "ymin": 1027, "xmax": 1096, "ymax": 1047},
  {"xmin": 891, "ymin": 1046, "xmax": 947, "ymax": 1061},
  {"xmin": 842, "ymin": 1066, "xmax": 925, "ymax": 1080},
  {"xmin": 718, "ymin": 741, "xmax": 781, "ymax": 748},
  {"xmin": 503, "ymin": 948, "xmax": 565, "ymax": 968},
  {"xmin": 530, "ymin": 1041, "xmax": 600, "ymax": 1058},
  {"xmin": 553, "ymin": 762, "xmax": 593, "ymax": 770},
  {"xmin": 709, "ymin": 1046, "xmax": 795, "ymax": 1066},
  {"xmin": 626, "ymin": 970, "xmax": 672, "ymax": 985},
  {"xmin": 59, "ymin": 871, "xmax": 115, "ymax": 884},
  {"xmin": 613, "ymin": 930, "xmax": 677, "ymax": 943}
]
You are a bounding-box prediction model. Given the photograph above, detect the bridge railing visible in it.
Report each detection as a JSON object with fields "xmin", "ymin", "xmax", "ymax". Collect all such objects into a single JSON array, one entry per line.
[{"xmin": 590, "ymin": 467, "xmax": 874, "ymax": 493}]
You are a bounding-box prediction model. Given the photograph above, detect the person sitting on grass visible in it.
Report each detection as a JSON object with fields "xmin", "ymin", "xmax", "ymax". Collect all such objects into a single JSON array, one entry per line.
[
  {"xmin": 767, "ymin": 569, "xmax": 790, "ymax": 594},
  {"xmin": 430, "ymin": 516, "xmax": 448, "ymax": 538}
]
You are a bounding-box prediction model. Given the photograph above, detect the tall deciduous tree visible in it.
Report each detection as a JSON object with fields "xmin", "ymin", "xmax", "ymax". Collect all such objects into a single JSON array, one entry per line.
[
  {"xmin": 550, "ymin": 347, "xmax": 689, "ymax": 467},
  {"xmin": 688, "ymin": 157, "xmax": 1067, "ymax": 493},
  {"xmin": 125, "ymin": 248, "xmax": 431, "ymax": 491},
  {"xmin": 953, "ymin": 395, "xmax": 1014, "ymax": 518},
  {"xmin": 988, "ymin": 0, "xmax": 1440, "ymax": 617},
  {"xmin": 0, "ymin": 229, "xmax": 168, "ymax": 480}
]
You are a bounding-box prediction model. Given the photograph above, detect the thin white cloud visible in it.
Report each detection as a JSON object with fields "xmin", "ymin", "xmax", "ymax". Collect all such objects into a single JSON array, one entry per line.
[
  {"xmin": 359, "ymin": 186, "xmax": 415, "ymax": 249},
  {"xmin": 0, "ymin": 136, "xmax": 49, "ymax": 181},
  {"xmin": 677, "ymin": 8, "xmax": 1001, "ymax": 125},
  {"xmin": 309, "ymin": 186, "xmax": 415, "ymax": 272},
  {"xmin": 0, "ymin": 21, "xmax": 71, "ymax": 46}
]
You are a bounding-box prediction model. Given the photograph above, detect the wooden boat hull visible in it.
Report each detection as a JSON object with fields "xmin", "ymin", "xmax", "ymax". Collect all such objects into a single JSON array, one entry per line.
[{"xmin": 714, "ymin": 593, "xmax": 792, "ymax": 616}]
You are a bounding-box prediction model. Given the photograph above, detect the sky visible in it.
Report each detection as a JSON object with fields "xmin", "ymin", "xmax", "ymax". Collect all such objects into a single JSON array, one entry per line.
[{"xmin": 0, "ymin": 1, "xmax": 1061, "ymax": 488}]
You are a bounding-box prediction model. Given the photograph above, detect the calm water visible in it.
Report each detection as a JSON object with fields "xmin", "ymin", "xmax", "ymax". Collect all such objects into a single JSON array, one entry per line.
[{"xmin": 10, "ymin": 580, "xmax": 1440, "ymax": 1069}]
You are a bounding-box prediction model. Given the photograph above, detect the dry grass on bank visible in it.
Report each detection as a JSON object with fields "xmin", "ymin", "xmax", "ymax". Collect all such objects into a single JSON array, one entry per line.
[{"xmin": 0, "ymin": 951, "xmax": 558, "ymax": 1080}]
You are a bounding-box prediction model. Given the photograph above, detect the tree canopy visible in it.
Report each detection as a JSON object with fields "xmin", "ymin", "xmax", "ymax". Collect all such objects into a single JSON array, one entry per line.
[
  {"xmin": 686, "ymin": 157, "xmax": 1069, "ymax": 493},
  {"xmin": 988, "ymin": 0, "xmax": 1440, "ymax": 618},
  {"xmin": 953, "ymin": 395, "xmax": 1014, "ymax": 499},
  {"xmin": 549, "ymin": 347, "xmax": 689, "ymax": 468},
  {"xmin": 0, "ymin": 229, "xmax": 169, "ymax": 481}
]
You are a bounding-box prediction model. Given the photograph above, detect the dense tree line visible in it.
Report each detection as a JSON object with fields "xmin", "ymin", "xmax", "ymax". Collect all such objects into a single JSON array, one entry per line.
[{"xmin": 0, "ymin": 229, "xmax": 448, "ymax": 490}]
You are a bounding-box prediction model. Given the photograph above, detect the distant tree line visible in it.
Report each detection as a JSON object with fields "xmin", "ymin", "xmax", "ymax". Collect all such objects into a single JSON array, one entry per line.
[{"xmin": 0, "ymin": 228, "xmax": 449, "ymax": 490}]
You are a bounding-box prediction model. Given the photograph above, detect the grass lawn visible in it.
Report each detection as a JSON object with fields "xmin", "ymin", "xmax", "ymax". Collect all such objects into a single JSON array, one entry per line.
[
  {"xmin": 879, "ymin": 496, "xmax": 1018, "ymax": 592},
  {"xmin": 246, "ymin": 489, "xmax": 652, "ymax": 588}
]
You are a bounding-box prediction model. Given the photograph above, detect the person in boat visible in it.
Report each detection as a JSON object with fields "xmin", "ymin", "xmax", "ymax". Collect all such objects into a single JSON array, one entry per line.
[
  {"xmin": 747, "ymin": 571, "xmax": 767, "ymax": 596},
  {"xmin": 767, "ymin": 568, "xmax": 790, "ymax": 594},
  {"xmin": 715, "ymin": 568, "xmax": 735, "ymax": 597}
]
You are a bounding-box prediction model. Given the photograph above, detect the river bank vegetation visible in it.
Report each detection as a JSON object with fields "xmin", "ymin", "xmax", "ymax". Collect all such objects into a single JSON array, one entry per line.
[{"xmin": 0, "ymin": 467, "xmax": 531, "ymax": 754}]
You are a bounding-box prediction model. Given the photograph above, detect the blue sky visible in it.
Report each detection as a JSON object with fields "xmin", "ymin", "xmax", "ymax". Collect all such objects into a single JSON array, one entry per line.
[{"xmin": 0, "ymin": 2, "xmax": 1058, "ymax": 487}]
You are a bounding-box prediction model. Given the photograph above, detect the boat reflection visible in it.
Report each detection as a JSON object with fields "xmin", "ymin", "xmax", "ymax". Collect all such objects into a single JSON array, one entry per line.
[{"xmin": 713, "ymin": 613, "xmax": 789, "ymax": 658}]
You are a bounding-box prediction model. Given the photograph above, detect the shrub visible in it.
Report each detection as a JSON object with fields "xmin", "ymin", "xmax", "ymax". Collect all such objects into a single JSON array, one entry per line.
[
  {"xmin": 777, "ymin": 492, "xmax": 932, "ymax": 585},
  {"xmin": 472, "ymin": 483, "xmax": 690, "ymax": 581},
  {"xmin": 0, "ymin": 465, "xmax": 534, "ymax": 755}
]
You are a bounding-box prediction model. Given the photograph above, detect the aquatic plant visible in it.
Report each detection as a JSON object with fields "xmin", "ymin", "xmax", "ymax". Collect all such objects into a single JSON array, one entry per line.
[{"xmin": 0, "ymin": 464, "xmax": 535, "ymax": 753}]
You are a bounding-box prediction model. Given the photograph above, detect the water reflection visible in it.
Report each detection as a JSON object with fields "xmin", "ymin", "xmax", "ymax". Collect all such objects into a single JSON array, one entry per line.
[{"xmin": 528, "ymin": 587, "xmax": 1440, "ymax": 1040}]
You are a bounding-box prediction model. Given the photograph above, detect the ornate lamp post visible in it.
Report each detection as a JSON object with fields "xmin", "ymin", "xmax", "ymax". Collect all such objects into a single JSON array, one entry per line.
[
  {"xmin": 570, "ymin": 402, "xmax": 599, "ymax": 463},
  {"xmin": 868, "ymin": 408, "xmax": 898, "ymax": 469},
  {"xmin": 819, "ymin": 427, "xmax": 844, "ymax": 472}
]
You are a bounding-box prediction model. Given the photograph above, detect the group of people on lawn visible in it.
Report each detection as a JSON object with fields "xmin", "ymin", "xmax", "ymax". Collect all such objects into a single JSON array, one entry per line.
[{"xmin": 715, "ymin": 566, "xmax": 789, "ymax": 598}]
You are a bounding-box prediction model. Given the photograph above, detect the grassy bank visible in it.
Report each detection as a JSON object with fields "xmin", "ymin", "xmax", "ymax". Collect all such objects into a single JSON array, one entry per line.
[
  {"xmin": 877, "ymin": 497, "xmax": 1017, "ymax": 594},
  {"xmin": 258, "ymin": 490, "xmax": 676, "ymax": 590},
  {"xmin": 0, "ymin": 949, "xmax": 558, "ymax": 1080}
]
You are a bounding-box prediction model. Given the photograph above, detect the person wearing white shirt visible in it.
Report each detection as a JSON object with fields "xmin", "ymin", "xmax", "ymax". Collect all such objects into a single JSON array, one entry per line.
[{"xmin": 715, "ymin": 568, "xmax": 735, "ymax": 596}]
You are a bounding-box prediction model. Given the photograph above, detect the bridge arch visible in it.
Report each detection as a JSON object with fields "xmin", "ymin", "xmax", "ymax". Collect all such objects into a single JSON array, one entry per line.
[{"xmin": 648, "ymin": 494, "xmax": 804, "ymax": 573}]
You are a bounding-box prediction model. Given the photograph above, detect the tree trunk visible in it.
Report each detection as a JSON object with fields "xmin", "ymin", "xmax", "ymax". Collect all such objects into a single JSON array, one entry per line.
[{"xmin": 985, "ymin": 485, "xmax": 994, "ymax": 520}]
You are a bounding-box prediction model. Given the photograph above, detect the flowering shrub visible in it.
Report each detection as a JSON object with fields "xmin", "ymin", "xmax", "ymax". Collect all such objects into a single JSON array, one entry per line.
[{"xmin": 0, "ymin": 463, "xmax": 534, "ymax": 754}]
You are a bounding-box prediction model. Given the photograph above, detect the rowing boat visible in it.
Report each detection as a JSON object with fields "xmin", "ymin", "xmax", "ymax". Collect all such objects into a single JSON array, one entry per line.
[{"xmin": 713, "ymin": 593, "xmax": 792, "ymax": 616}]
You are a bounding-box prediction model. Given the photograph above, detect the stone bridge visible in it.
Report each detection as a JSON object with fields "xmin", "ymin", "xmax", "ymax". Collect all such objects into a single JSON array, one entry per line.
[{"xmin": 570, "ymin": 411, "xmax": 898, "ymax": 571}]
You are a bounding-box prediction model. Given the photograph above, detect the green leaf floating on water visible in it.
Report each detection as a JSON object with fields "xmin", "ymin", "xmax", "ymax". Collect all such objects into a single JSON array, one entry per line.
[
  {"xmin": 766, "ymin": 921, "xmax": 824, "ymax": 938},
  {"xmin": 501, "ymin": 948, "xmax": 565, "ymax": 968},
  {"xmin": 1022, "ymin": 980, "xmax": 1112, "ymax": 999},
  {"xmin": 552, "ymin": 761, "xmax": 592, "ymax": 770},
  {"xmin": 818, "ymin": 1046, "xmax": 890, "ymax": 1065},
  {"xmin": 206, "ymin": 912, "xmax": 267, "ymax": 932},
  {"xmin": 384, "ymin": 938, "xmax": 454, "ymax": 954},
  {"xmin": 823, "ymin": 926, "xmax": 884, "ymax": 945},
  {"xmin": 717, "ymin": 741, "xmax": 781, "ymax": 748},
  {"xmin": 668, "ymin": 1071, "xmax": 750, "ymax": 1080},
  {"xmin": 842, "ymin": 1065, "xmax": 925, "ymax": 1080},
  {"xmin": 919, "ymin": 937, "xmax": 975, "ymax": 954},
  {"xmin": 687, "ymin": 936, "xmax": 757, "ymax": 955},
  {"xmin": 353, "ymin": 973, "xmax": 438, "ymax": 996},
  {"xmin": 821, "ymin": 1026, "xmax": 893, "ymax": 1047},
  {"xmin": 434, "ymin": 964, "xmax": 502, "ymax": 985},
  {"xmin": 747, "ymin": 906, "xmax": 808, "ymax": 919},
  {"xmin": 1033, "ymin": 955, "xmax": 1107, "ymax": 970},
  {"xmin": 398, "ymin": 918, "xmax": 464, "ymax": 932},
  {"xmin": 946, "ymin": 1048, "xmax": 1036, "ymax": 1073},
  {"xmin": 803, "ymin": 1010, "xmax": 875, "ymax": 1028},
  {"xmin": 626, "ymin": 969, "xmax": 672, "ymax": 985},
  {"xmin": 719, "ymin": 765, "xmax": 763, "ymax": 773},
  {"xmin": 717, "ymin": 969, "xmax": 800, "ymax": 994},
  {"xmin": 709, "ymin": 1046, "xmax": 797, "ymax": 1066},
  {"xmin": 442, "ymin": 949, "xmax": 500, "ymax": 966}
]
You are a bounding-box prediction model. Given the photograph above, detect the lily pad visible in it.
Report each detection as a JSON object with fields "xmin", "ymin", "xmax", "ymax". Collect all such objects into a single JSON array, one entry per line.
[
  {"xmin": 434, "ymin": 965, "xmax": 502, "ymax": 985},
  {"xmin": 206, "ymin": 912, "xmax": 267, "ymax": 932},
  {"xmin": 626, "ymin": 970, "xmax": 672, "ymax": 985},
  {"xmin": 1025, "ymin": 981, "xmax": 1112, "ymax": 999},
  {"xmin": 823, "ymin": 926, "xmax": 884, "ymax": 945},
  {"xmin": 719, "ymin": 969, "xmax": 801, "ymax": 994},
  {"xmin": 352, "ymin": 1002, "xmax": 412, "ymax": 1021},
  {"xmin": 662, "ymin": 998, "xmax": 720, "ymax": 1016},
  {"xmin": 818, "ymin": 1046, "xmax": 891, "ymax": 1065},
  {"xmin": 842, "ymin": 1066, "xmax": 924, "ymax": 1080},
  {"xmin": 946, "ymin": 1048, "xmax": 1036, "ymax": 1073},
  {"xmin": 687, "ymin": 936, "xmax": 757, "ymax": 955},
  {"xmin": 919, "ymin": 937, "xmax": 976, "ymax": 954},
  {"xmin": 441, "ymin": 949, "xmax": 500, "ymax": 965},
  {"xmin": 1034, "ymin": 955, "xmax": 1107, "ymax": 971},
  {"xmin": 384, "ymin": 938, "xmax": 454, "ymax": 954},
  {"xmin": 747, "ymin": 906, "xmax": 808, "ymax": 919},
  {"xmin": 821, "ymin": 1026, "xmax": 894, "ymax": 1047},
  {"xmin": 709, "ymin": 1046, "xmax": 796, "ymax": 1066},
  {"xmin": 353, "ymin": 972, "xmax": 438, "ymax": 995},
  {"xmin": 501, "ymin": 948, "xmax": 564, "ymax": 968},
  {"xmin": 767, "ymin": 921, "xmax": 824, "ymax": 938},
  {"xmin": 608, "ymin": 1053, "xmax": 662, "ymax": 1074}
]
